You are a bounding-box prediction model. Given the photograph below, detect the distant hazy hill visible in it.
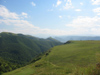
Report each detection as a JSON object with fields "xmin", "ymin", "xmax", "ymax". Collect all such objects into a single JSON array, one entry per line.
[
  {"xmin": 54, "ymin": 36, "xmax": 100, "ymax": 42},
  {"xmin": 0, "ymin": 32, "xmax": 62, "ymax": 65},
  {"xmin": 3, "ymin": 41, "xmax": 100, "ymax": 75}
]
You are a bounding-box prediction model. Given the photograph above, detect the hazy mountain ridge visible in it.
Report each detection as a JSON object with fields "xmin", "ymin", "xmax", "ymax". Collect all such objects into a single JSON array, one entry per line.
[{"xmin": 54, "ymin": 36, "xmax": 100, "ymax": 42}]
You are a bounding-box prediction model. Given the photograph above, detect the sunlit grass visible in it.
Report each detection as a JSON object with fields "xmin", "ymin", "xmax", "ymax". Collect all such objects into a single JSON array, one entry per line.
[{"xmin": 3, "ymin": 41, "xmax": 100, "ymax": 75}]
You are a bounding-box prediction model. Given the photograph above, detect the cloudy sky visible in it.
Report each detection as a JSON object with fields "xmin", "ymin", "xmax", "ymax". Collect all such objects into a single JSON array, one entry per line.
[{"xmin": 0, "ymin": 0, "xmax": 100, "ymax": 37}]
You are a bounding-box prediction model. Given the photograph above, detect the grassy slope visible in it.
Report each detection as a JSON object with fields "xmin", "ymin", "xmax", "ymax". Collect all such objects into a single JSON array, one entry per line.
[{"xmin": 3, "ymin": 41, "xmax": 100, "ymax": 75}]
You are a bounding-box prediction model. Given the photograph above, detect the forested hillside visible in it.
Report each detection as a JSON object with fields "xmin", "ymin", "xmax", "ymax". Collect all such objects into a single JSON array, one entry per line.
[{"xmin": 0, "ymin": 32, "xmax": 62, "ymax": 74}]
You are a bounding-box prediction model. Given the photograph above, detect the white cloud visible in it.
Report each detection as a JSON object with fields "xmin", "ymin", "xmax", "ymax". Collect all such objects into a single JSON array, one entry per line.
[
  {"xmin": 1, "ymin": 16, "xmax": 100, "ymax": 36},
  {"xmin": 0, "ymin": 5, "xmax": 19, "ymax": 19},
  {"xmin": 93, "ymin": 7, "xmax": 100, "ymax": 15},
  {"xmin": 63, "ymin": 0, "xmax": 73, "ymax": 10},
  {"xmin": 0, "ymin": 5, "xmax": 28, "ymax": 19},
  {"xmin": 91, "ymin": 0, "xmax": 100, "ymax": 5},
  {"xmin": 65, "ymin": 16, "xmax": 100, "ymax": 35},
  {"xmin": 0, "ymin": 19, "xmax": 36, "ymax": 27},
  {"xmin": 56, "ymin": 0, "xmax": 62, "ymax": 7},
  {"xmin": 80, "ymin": 2, "xmax": 83, "ymax": 5},
  {"xmin": 31, "ymin": 2, "xmax": 36, "ymax": 6},
  {"xmin": 54, "ymin": 0, "xmax": 73, "ymax": 10},
  {"xmin": 66, "ymin": 16, "xmax": 100, "ymax": 28},
  {"xmin": 0, "ymin": 18, "xmax": 73, "ymax": 37},
  {"xmin": 21, "ymin": 12, "xmax": 28, "ymax": 18},
  {"xmin": 59, "ymin": 16, "xmax": 62, "ymax": 18},
  {"xmin": 75, "ymin": 9, "xmax": 81, "ymax": 12},
  {"xmin": 2, "ymin": 15, "xmax": 100, "ymax": 37}
]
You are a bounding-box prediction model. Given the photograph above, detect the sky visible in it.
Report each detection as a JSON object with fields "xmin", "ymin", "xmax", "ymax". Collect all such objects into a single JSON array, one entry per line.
[{"xmin": 0, "ymin": 0, "xmax": 100, "ymax": 38}]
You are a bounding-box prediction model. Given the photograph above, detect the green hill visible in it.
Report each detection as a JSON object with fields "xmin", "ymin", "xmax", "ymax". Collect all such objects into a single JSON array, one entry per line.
[
  {"xmin": 0, "ymin": 32, "xmax": 62, "ymax": 74},
  {"xmin": 3, "ymin": 41, "xmax": 100, "ymax": 75}
]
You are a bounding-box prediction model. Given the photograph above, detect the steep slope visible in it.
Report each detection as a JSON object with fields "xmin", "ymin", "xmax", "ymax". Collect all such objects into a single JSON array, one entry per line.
[
  {"xmin": 3, "ymin": 41, "xmax": 100, "ymax": 75},
  {"xmin": 0, "ymin": 32, "xmax": 62, "ymax": 65}
]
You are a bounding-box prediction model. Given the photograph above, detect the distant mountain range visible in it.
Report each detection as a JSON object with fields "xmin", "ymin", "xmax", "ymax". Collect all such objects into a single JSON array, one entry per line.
[{"xmin": 54, "ymin": 36, "xmax": 100, "ymax": 42}]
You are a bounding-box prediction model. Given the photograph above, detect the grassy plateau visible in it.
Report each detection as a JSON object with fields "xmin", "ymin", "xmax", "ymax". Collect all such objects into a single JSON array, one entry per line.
[{"xmin": 3, "ymin": 41, "xmax": 100, "ymax": 75}]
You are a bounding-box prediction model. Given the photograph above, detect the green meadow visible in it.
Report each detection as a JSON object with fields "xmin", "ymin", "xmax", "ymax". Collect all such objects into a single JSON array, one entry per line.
[{"xmin": 3, "ymin": 41, "xmax": 100, "ymax": 75}]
